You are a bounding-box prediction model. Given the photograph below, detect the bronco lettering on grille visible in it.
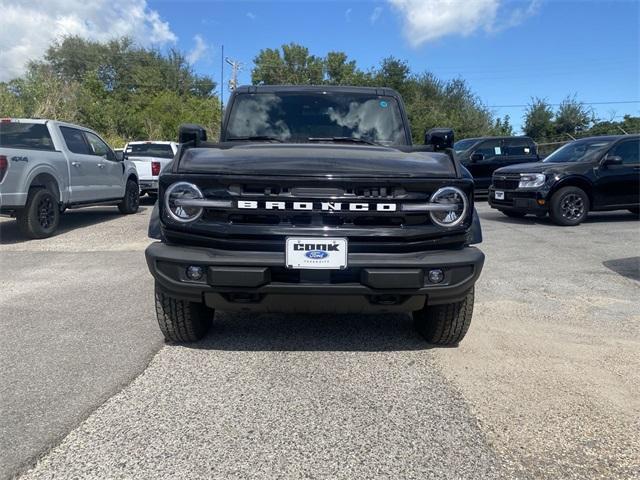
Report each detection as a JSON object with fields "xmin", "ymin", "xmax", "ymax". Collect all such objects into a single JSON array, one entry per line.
[{"xmin": 237, "ymin": 201, "xmax": 397, "ymax": 212}]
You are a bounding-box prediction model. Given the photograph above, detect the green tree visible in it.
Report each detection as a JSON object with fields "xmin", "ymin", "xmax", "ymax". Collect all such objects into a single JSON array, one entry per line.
[
  {"xmin": 1, "ymin": 36, "xmax": 221, "ymax": 146},
  {"xmin": 523, "ymin": 98, "xmax": 555, "ymax": 142},
  {"xmin": 252, "ymin": 43, "xmax": 324, "ymax": 85},
  {"xmin": 554, "ymin": 95, "xmax": 594, "ymax": 137}
]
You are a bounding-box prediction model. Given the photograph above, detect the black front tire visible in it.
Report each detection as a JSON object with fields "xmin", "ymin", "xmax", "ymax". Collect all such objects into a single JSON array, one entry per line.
[
  {"xmin": 16, "ymin": 188, "xmax": 60, "ymax": 239},
  {"xmin": 500, "ymin": 210, "xmax": 526, "ymax": 218},
  {"xmin": 118, "ymin": 179, "xmax": 140, "ymax": 214},
  {"xmin": 154, "ymin": 285, "xmax": 213, "ymax": 342},
  {"xmin": 413, "ymin": 288, "xmax": 474, "ymax": 346},
  {"xmin": 549, "ymin": 186, "xmax": 589, "ymax": 226}
]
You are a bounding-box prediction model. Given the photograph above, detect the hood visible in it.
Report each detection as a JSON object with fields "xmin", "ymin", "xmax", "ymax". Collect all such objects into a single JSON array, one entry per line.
[
  {"xmin": 495, "ymin": 161, "xmax": 556, "ymax": 174},
  {"xmin": 178, "ymin": 143, "xmax": 457, "ymax": 178}
]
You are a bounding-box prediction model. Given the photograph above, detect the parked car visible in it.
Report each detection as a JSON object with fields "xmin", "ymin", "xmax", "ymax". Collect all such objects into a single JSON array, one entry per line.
[
  {"xmin": 0, "ymin": 118, "xmax": 140, "ymax": 238},
  {"xmin": 145, "ymin": 85, "xmax": 484, "ymax": 346},
  {"xmin": 123, "ymin": 141, "xmax": 178, "ymax": 198},
  {"xmin": 453, "ymin": 136, "xmax": 539, "ymax": 191},
  {"xmin": 488, "ymin": 135, "xmax": 640, "ymax": 226}
]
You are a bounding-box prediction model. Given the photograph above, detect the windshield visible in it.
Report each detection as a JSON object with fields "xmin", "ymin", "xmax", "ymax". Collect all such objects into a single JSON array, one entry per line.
[
  {"xmin": 225, "ymin": 92, "xmax": 408, "ymax": 145},
  {"xmin": 126, "ymin": 143, "xmax": 174, "ymax": 158},
  {"xmin": 453, "ymin": 139, "xmax": 478, "ymax": 153},
  {"xmin": 543, "ymin": 138, "xmax": 614, "ymax": 163}
]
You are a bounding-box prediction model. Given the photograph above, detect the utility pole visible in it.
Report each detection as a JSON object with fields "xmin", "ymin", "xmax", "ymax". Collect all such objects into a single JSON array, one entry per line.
[
  {"xmin": 220, "ymin": 45, "xmax": 224, "ymax": 126},
  {"xmin": 225, "ymin": 57, "xmax": 242, "ymax": 92}
]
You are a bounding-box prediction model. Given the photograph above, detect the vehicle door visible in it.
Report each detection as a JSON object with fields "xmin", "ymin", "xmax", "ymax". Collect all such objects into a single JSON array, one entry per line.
[
  {"xmin": 594, "ymin": 138, "xmax": 640, "ymax": 207},
  {"xmin": 468, "ymin": 139, "xmax": 505, "ymax": 189},
  {"xmin": 83, "ymin": 131, "xmax": 124, "ymax": 199},
  {"xmin": 59, "ymin": 126, "xmax": 98, "ymax": 203},
  {"xmin": 504, "ymin": 138, "xmax": 538, "ymax": 167}
]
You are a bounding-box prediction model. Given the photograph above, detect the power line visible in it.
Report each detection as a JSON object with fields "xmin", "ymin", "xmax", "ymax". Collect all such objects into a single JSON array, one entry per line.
[{"xmin": 487, "ymin": 100, "xmax": 640, "ymax": 108}]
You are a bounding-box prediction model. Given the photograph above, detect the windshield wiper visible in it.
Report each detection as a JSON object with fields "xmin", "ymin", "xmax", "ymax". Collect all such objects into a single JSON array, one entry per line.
[
  {"xmin": 307, "ymin": 136, "xmax": 380, "ymax": 146},
  {"xmin": 226, "ymin": 135, "xmax": 284, "ymax": 143}
]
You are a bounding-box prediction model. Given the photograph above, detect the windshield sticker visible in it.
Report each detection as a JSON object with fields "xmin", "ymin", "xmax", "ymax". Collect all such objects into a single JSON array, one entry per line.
[
  {"xmin": 494, "ymin": 146, "xmax": 502, "ymax": 155},
  {"xmin": 379, "ymin": 100, "xmax": 388, "ymax": 108}
]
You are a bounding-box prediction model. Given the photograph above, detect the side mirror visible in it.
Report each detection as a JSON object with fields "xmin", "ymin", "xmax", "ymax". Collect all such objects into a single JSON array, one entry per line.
[
  {"xmin": 470, "ymin": 153, "xmax": 485, "ymax": 163},
  {"xmin": 114, "ymin": 151, "xmax": 124, "ymax": 162},
  {"xmin": 179, "ymin": 124, "xmax": 207, "ymax": 146},
  {"xmin": 424, "ymin": 128, "xmax": 454, "ymax": 151},
  {"xmin": 601, "ymin": 155, "xmax": 623, "ymax": 167}
]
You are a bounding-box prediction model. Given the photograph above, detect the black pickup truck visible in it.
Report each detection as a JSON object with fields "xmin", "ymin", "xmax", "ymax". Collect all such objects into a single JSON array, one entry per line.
[{"xmin": 146, "ymin": 85, "xmax": 484, "ymax": 346}]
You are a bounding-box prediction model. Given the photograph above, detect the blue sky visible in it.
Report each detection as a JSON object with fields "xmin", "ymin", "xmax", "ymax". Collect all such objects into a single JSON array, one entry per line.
[
  {"xmin": 148, "ymin": 0, "xmax": 639, "ymax": 133},
  {"xmin": 2, "ymin": 1, "xmax": 638, "ymax": 133}
]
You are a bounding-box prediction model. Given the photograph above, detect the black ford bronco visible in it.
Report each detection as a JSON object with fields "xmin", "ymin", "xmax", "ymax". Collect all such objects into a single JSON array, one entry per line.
[{"xmin": 146, "ymin": 85, "xmax": 484, "ymax": 345}]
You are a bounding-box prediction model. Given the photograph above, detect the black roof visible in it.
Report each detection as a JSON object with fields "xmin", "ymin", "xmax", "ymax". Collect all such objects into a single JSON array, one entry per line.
[
  {"xmin": 233, "ymin": 85, "xmax": 401, "ymax": 97},
  {"xmin": 457, "ymin": 136, "xmax": 534, "ymax": 142}
]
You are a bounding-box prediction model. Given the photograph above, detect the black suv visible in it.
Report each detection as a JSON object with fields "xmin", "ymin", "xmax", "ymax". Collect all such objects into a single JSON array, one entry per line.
[
  {"xmin": 146, "ymin": 85, "xmax": 484, "ymax": 346},
  {"xmin": 453, "ymin": 136, "xmax": 539, "ymax": 191},
  {"xmin": 488, "ymin": 135, "xmax": 640, "ymax": 225}
]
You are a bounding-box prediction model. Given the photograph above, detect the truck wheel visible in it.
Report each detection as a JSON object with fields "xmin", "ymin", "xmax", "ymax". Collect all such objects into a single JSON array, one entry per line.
[
  {"xmin": 154, "ymin": 285, "xmax": 213, "ymax": 342},
  {"xmin": 118, "ymin": 179, "xmax": 140, "ymax": 214},
  {"xmin": 413, "ymin": 288, "xmax": 474, "ymax": 346},
  {"xmin": 16, "ymin": 188, "xmax": 60, "ymax": 239},
  {"xmin": 549, "ymin": 186, "xmax": 589, "ymax": 226}
]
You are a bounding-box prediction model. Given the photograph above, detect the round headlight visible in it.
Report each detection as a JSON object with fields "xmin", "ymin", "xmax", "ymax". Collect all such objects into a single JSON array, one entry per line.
[
  {"xmin": 165, "ymin": 182, "xmax": 204, "ymax": 223},
  {"xmin": 429, "ymin": 186, "xmax": 468, "ymax": 227}
]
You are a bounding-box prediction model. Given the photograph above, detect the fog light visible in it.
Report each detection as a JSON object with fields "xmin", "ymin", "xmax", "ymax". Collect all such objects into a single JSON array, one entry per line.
[
  {"xmin": 186, "ymin": 265, "xmax": 204, "ymax": 281},
  {"xmin": 428, "ymin": 269, "xmax": 444, "ymax": 284}
]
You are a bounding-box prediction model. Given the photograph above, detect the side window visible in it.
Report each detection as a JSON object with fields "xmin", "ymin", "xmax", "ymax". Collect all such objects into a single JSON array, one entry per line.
[
  {"xmin": 84, "ymin": 132, "xmax": 115, "ymax": 160},
  {"xmin": 474, "ymin": 140, "xmax": 503, "ymax": 158},
  {"xmin": 60, "ymin": 127, "xmax": 91, "ymax": 155},
  {"xmin": 610, "ymin": 139, "xmax": 640, "ymax": 164},
  {"xmin": 505, "ymin": 138, "xmax": 536, "ymax": 156}
]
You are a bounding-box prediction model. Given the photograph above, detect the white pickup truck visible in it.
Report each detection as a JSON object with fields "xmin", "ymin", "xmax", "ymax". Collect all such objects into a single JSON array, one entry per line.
[
  {"xmin": 124, "ymin": 141, "xmax": 178, "ymax": 198},
  {"xmin": 0, "ymin": 118, "xmax": 140, "ymax": 238}
]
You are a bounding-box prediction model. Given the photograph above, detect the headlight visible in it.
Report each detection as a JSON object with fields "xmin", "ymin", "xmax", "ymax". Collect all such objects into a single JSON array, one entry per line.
[
  {"xmin": 429, "ymin": 186, "xmax": 468, "ymax": 227},
  {"xmin": 165, "ymin": 182, "xmax": 204, "ymax": 223},
  {"xmin": 518, "ymin": 173, "xmax": 545, "ymax": 188}
]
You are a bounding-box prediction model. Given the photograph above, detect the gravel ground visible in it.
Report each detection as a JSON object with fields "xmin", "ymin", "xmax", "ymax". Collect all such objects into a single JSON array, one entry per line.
[
  {"xmin": 3, "ymin": 201, "xmax": 639, "ymax": 479},
  {"xmin": 0, "ymin": 200, "xmax": 163, "ymax": 479}
]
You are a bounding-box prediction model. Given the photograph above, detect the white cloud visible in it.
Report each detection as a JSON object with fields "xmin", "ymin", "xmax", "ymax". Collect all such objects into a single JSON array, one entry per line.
[
  {"xmin": 370, "ymin": 6, "xmax": 383, "ymax": 25},
  {"xmin": 345, "ymin": 8, "xmax": 353, "ymax": 22},
  {"xmin": 246, "ymin": 11, "xmax": 256, "ymax": 21},
  {"xmin": 387, "ymin": 0, "xmax": 539, "ymax": 46},
  {"xmin": 0, "ymin": 0, "xmax": 177, "ymax": 81},
  {"xmin": 186, "ymin": 35, "xmax": 208, "ymax": 65}
]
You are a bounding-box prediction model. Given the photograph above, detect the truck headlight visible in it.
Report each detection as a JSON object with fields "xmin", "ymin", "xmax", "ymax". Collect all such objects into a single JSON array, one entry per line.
[
  {"xmin": 429, "ymin": 186, "xmax": 468, "ymax": 227},
  {"xmin": 518, "ymin": 173, "xmax": 545, "ymax": 188},
  {"xmin": 165, "ymin": 182, "xmax": 204, "ymax": 223}
]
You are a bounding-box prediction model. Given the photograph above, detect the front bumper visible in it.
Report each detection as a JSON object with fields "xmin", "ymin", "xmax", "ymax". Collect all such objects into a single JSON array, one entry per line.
[
  {"xmin": 146, "ymin": 242, "xmax": 484, "ymax": 313},
  {"xmin": 488, "ymin": 187, "xmax": 548, "ymax": 214}
]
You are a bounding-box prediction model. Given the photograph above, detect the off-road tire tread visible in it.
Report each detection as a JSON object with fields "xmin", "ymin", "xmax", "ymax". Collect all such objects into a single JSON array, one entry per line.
[
  {"xmin": 118, "ymin": 179, "xmax": 139, "ymax": 214},
  {"xmin": 414, "ymin": 288, "xmax": 474, "ymax": 346},
  {"xmin": 16, "ymin": 187, "xmax": 60, "ymax": 239},
  {"xmin": 154, "ymin": 286, "xmax": 212, "ymax": 342}
]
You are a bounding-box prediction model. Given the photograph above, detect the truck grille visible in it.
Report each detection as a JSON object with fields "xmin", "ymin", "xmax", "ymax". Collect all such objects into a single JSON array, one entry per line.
[
  {"xmin": 492, "ymin": 174, "xmax": 520, "ymax": 190},
  {"xmin": 160, "ymin": 175, "xmax": 474, "ymax": 252}
]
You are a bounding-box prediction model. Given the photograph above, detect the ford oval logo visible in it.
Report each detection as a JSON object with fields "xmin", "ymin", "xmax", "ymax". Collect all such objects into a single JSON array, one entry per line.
[{"xmin": 305, "ymin": 250, "xmax": 328, "ymax": 259}]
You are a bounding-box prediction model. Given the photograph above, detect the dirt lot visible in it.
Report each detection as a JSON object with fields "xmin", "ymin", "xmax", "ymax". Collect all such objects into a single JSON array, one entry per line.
[{"xmin": 1, "ymin": 201, "xmax": 638, "ymax": 479}]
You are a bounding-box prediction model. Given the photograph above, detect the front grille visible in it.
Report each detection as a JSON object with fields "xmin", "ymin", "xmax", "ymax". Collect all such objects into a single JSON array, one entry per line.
[
  {"xmin": 492, "ymin": 174, "xmax": 520, "ymax": 190},
  {"xmin": 161, "ymin": 174, "xmax": 474, "ymax": 252}
]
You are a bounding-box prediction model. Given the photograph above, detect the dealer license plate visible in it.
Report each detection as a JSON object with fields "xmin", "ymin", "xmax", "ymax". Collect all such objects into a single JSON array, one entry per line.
[
  {"xmin": 286, "ymin": 237, "xmax": 348, "ymax": 269},
  {"xmin": 495, "ymin": 191, "xmax": 505, "ymax": 200}
]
